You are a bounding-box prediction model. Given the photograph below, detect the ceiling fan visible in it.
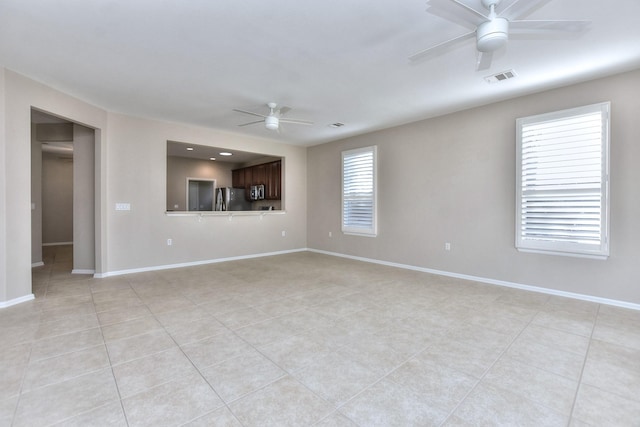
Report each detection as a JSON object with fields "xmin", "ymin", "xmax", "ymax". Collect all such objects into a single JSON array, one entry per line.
[
  {"xmin": 409, "ymin": 0, "xmax": 590, "ymax": 70},
  {"xmin": 233, "ymin": 102, "xmax": 313, "ymax": 132}
]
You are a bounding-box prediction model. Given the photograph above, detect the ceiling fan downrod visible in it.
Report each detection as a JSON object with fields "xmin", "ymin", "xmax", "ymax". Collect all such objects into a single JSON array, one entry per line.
[{"xmin": 477, "ymin": 0, "xmax": 508, "ymax": 52}]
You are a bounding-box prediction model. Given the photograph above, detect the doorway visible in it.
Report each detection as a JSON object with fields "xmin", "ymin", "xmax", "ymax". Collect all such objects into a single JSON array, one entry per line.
[
  {"xmin": 31, "ymin": 109, "xmax": 96, "ymax": 279},
  {"xmin": 187, "ymin": 178, "xmax": 216, "ymax": 211}
]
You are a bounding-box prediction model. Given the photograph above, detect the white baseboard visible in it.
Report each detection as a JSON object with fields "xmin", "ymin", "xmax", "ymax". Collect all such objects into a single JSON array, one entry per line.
[
  {"xmin": 95, "ymin": 248, "xmax": 307, "ymax": 278},
  {"xmin": 31, "ymin": 261, "xmax": 44, "ymax": 268},
  {"xmin": 42, "ymin": 242, "xmax": 73, "ymax": 246},
  {"xmin": 0, "ymin": 294, "xmax": 35, "ymax": 309},
  {"xmin": 72, "ymin": 269, "xmax": 95, "ymax": 275},
  {"xmin": 308, "ymin": 248, "xmax": 640, "ymax": 311}
]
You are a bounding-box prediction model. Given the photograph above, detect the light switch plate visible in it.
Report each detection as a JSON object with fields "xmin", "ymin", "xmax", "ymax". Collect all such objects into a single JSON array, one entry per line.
[{"xmin": 115, "ymin": 203, "xmax": 131, "ymax": 211}]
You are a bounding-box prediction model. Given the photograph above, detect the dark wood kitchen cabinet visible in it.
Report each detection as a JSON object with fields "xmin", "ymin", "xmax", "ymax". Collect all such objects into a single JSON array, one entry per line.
[
  {"xmin": 231, "ymin": 167, "xmax": 253, "ymax": 189},
  {"xmin": 232, "ymin": 168, "xmax": 245, "ymax": 188},
  {"xmin": 252, "ymin": 163, "xmax": 266, "ymax": 186},
  {"xmin": 266, "ymin": 160, "xmax": 281, "ymax": 200},
  {"xmin": 232, "ymin": 159, "xmax": 281, "ymax": 200},
  {"xmin": 244, "ymin": 167, "xmax": 252, "ymax": 188}
]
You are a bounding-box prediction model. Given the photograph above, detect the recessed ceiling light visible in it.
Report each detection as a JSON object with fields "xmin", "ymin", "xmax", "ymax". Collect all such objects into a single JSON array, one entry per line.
[
  {"xmin": 209, "ymin": 157, "xmax": 216, "ymax": 161},
  {"xmin": 219, "ymin": 152, "xmax": 232, "ymax": 156},
  {"xmin": 186, "ymin": 147, "xmax": 194, "ymax": 151}
]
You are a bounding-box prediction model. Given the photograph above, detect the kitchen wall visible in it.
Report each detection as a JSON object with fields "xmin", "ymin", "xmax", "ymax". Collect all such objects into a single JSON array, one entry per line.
[
  {"xmin": 307, "ymin": 69, "xmax": 640, "ymax": 305},
  {"xmin": 0, "ymin": 69, "xmax": 308, "ymax": 306},
  {"xmin": 166, "ymin": 156, "xmax": 235, "ymax": 211}
]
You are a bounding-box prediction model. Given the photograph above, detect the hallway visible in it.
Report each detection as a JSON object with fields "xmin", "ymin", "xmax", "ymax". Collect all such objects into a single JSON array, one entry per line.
[{"xmin": 32, "ymin": 245, "xmax": 92, "ymax": 300}]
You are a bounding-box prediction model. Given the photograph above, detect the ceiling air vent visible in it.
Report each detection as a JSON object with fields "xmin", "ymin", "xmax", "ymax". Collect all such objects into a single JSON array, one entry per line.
[{"xmin": 484, "ymin": 69, "xmax": 517, "ymax": 84}]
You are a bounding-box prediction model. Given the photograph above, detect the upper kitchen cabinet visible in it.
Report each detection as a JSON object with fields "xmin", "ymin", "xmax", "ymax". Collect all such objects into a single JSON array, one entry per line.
[
  {"xmin": 253, "ymin": 163, "xmax": 266, "ymax": 186},
  {"xmin": 266, "ymin": 160, "xmax": 281, "ymax": 200},
  {"xmin": 232, "ymin": 168, "xmax": 245, "ymax": 188},
  {"xmin": 232, "ymin": 160, "xmax": 282, "ymax": 200}
]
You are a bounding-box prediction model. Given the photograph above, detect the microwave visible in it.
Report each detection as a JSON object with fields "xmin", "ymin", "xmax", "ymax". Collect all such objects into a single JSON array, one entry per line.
[{"xmin": 250, "ymin": 184, "xmax": 265, "ymax": 201}]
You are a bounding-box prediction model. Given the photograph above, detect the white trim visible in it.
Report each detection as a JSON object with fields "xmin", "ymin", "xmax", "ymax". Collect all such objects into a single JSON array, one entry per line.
[
  {"xmin": 42, "ymin": 241, "xmax": 73, "ymax": 246},
  {"xmin": 307, "ymin": 248, "xmax": 640, "ymax": 311},
  {"xmin": 0, "ymin": 294, "xmax": 35, "ymax": 308},
  {"xmin": 31, "ymin": 261, "xmax": 44, "ymax": 268},
  {"xmin": 342, "ymin": 145, "xmax": 377, "ymax": 237},
  {"xmin": 515, "ymin": 102, "xmax": 610, "ymax": 258},
  {"xmin": 94, "ymin": 248, "xmax": 306, "ymax": 278},
  {"xmin": 72, "ymin": 269, "xmax": 95, "ymax": 275}
]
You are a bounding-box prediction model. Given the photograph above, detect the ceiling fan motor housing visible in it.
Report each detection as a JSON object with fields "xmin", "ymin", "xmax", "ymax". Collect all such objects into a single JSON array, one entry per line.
[
  {"xmin": 265, "ymin": 115, "xmax": 279, "ymax": 130},
  {"xmin": 477, "ymin": 17, "xmax": 509, "ymax": 52}
]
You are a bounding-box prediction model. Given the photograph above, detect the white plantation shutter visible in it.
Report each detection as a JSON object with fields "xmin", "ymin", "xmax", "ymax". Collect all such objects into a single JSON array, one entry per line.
[
  {"xmin": 342, "ymin": 146, "xmax": 377, "ymax": 236},
  {"xmin": 516, "ymin": 103, "xmax": 610, "ymax": 258}
]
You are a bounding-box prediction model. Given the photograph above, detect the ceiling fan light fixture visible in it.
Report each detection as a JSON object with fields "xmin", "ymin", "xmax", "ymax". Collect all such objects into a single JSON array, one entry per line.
[
  {"xmin": 477, "ymin": 18, "xmax": 509, "ymax": 52},
  {"xmin": 265, "ymin": 115, "xmax": 279, "ymax": 130}
]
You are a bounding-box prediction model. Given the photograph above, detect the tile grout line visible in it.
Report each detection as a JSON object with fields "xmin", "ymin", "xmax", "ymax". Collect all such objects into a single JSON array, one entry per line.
[
  {"xmin": 19, "ymin": 249, "xmax": 639, "ymax": 426},
  {"xmin": 9, "ymin": 343, "xmax": 34, "ymax": 427},
  {"xmin": 566, "ymin": 302, "xmax": 600, "ymax": 426},
  {"xmin": 149, "ymin": 285, "xmax": 250, "ymax": 427},
  {"xmin": 95, "ymin": 276, "xmax": 132, "ymax": 427},
  {"xmin": 437, "ymin": 305, "xmax": 544, "ymax": 426},
  {"xmin": 11, "ymin": 259, "xmax": 51, "ymax": 427}
]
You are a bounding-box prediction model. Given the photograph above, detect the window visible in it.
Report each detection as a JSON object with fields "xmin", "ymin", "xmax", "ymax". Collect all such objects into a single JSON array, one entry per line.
[
  {"xmin": 342, "ymin": 146, "xmax": 377, "ymax": 236},
  {"xmin": 516, "ymin": 102, "xmax": 610, "ymax": 258}
]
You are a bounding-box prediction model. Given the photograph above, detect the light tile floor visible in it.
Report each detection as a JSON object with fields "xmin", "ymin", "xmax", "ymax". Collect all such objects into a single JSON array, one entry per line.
[{"xmin": 2, "ymin": 245, "xmax": 640, "ymax": 426}]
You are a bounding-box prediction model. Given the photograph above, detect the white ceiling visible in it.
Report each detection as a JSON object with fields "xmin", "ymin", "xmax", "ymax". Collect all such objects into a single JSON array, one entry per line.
[
  {"xmin": 2, "ymin": 0, "xmax": 639, "ymax": 147},
  {"xmin": 166, "ymin": 141, "xmax": 280, "ymax": 164}
]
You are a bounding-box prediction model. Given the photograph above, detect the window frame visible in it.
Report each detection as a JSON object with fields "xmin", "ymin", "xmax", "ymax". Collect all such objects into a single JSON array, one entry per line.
[
  {"xmin": 341, "ymin": 145, "xmax": 377, "ymax": 237},
  {"xmin": 515, "ymin": 102, "xmax": 610, "ymax": 259}
]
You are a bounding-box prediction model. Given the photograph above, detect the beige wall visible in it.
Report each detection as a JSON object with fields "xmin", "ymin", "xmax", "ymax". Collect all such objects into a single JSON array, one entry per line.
[
  {"xmin": 307, "ymin": 69, "xmax": 640, "ymax": 305},
  {"xmin": 105, "ymin": 113, "xmax": 307, "ymax": 272},
  {"xmin": 0, "ymin": 69, "xmax": 307, "ymax": 305},
  {"xmin": 2, "ymin": 66, "xmax": 638, "ymax": 306},
  {"xmin": 73, "ymin": 124, "xmax": 96, "ymax": 272},
  {"xmin": 2, "ymin": 70, "xmax": 108, "ymax": 303},
  {"xmin": 30, "ymin": 123, "xmax": 43, "ymax": 265},
  {"xmin": 0, "ymin": 69, "xmax": 7, "ymax": 302},
  {"xmin": 41, "ymin": 152, "xmax": 73, "ymax": 244}
]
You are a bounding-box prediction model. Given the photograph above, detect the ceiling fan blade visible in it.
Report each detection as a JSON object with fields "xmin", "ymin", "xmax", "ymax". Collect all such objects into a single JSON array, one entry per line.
[
  {"xmin": 409, "ymin": 30, "xmax": 475, "ymax": 62},
  {"xmin": 499, "ymin": 0, "xmax": 553, "ymax": 21},
  {"xmin": 279, "ymin": 118, "xmax": 313, "ymax": 126},
  {"xmin": 238, "ymin": 120, "xmax": 264, "ymax": 127},
  {"xmin": 448, "ymin": 0, "xmax": 488, "ymax": 21},
  {"xmin": 426, "ymin": 0, "xmax": 486, "ymax": 29},
  {"xmin": 476, "ymin": 50, "xmax": 494, "ymax": 71},
  {"xmin": 510, "ymin": 20, "xmax": 591, "ymax": 32},
  {"xmin": 232, "ymin": 108, "xmax": 267, "ymax": 119},
  {"xmin": 278, "ymin": 106, "xmax": 292, "ymax": 116}
]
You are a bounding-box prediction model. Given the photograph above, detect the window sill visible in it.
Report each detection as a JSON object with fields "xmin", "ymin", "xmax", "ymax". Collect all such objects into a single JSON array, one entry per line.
[{"xmin": 517, "ymin": 247, "xmax": 608, "ymax": 260}]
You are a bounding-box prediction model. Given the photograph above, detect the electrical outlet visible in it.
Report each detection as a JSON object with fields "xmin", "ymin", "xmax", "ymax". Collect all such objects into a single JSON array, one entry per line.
[
  {"xmin": 445, "ymin": 242, "xmax": 451, "ymax": 251},
  {"xmin": 328, "ymin": 231, "xmax": 332, "ymax": 237},
  {"xmin": 281, "ymin": 230, "xmax": 286, "ymax": 237},
  {"xmin": 167, "ymin": 238, "xmax": 172, "ymax": 246}
]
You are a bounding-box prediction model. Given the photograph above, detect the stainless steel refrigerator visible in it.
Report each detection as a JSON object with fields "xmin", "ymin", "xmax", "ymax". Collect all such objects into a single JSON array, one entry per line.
[{"xmin": 215, "ymin": 187, "xmax": 251, "ymax": 211}]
